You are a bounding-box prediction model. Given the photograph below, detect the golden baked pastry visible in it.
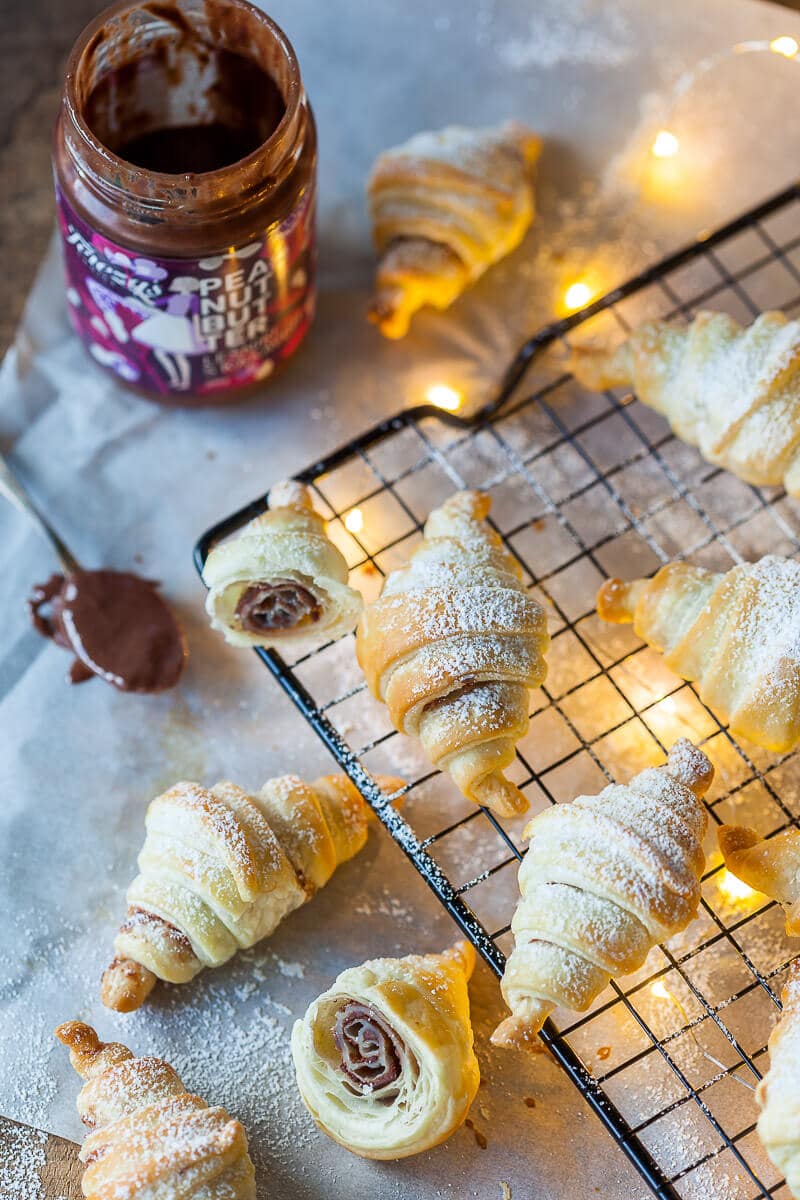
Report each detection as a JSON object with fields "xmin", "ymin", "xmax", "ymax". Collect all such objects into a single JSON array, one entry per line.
[
  {"xmin": 570, "ymin": 310, "xmax": 800, "ymax": 493},
  {"xmin": 755, "ymin": 961, "xmax": 800, "ymax": 1198},
  {"xmin": 493, "ymin": 740, "xmax": 712, "ymax": 1048},
  {"xmin": 102, "ymin": 772, "xmax": 403, "ymax": 1011},
  {"xmin": 55, "ymin": 1020, "xmax": 256, "ymax": 1198},
  {"xmin": 203, "ymin": 479, "xmax": 363, "ymax": 648},
  {"xmin": 368, "ymin": 121, "xmax": 541, "ymax": 338},
  {"xmin": 291, "ymin": 941, "xmax": 479, "ymax": 1158},
  {"xmin": 719, "ymin": 824, "xmax": 800, "ymax": 933},
  {"xmin": 597, "ymin": 555, "xmax": 800, "ymax": 753},
  {"xmin": 356, "ymin": 490, "xmax": 549, "ymax": 818}
]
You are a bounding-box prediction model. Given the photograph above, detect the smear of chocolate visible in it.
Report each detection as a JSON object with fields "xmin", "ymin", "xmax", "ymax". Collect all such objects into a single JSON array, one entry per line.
[
  {"xmin": 235, "ymin": 580, "xmax": 322, "ymax": 632},
  {"xmin": 28, "ymin": 570, "xmax": 186, "ymax": 693},
  {"xmin": 333, "ymin": 1001, "xmax": 405, "ymax": 1095}
]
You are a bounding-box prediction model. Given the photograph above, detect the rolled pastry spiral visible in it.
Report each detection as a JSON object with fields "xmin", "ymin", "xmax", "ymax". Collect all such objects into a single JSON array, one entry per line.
[
  {"xmin": 102, "ymin": 772, "xmax": 403, "ymax": 1012},
  {"xmin": 356, "ymin": 490, "xmax": 549, "ymax": 818},
  {"xmin": 755, "ymin": 961, "xmax": 800, "ymax": 1199},
  {"xmin": 598, "ymin": 555, "xmax": 800, "ymax": 753},
  {"xmin": 719, "ymin": 824, "xmax": 800, "ymax": 934},
  {"xmin": 569, "ymin": 310, "xmax": 800, "ymax": 494},
  {"xmin": 368, "ymin": 121, "xmax": 541, "ymax": 338},
  {"xmin": 492, "ymin": 740, "xmax": 712, "ymax": 1048},
  {"xmin": 291, "ymin": 940, "xmax": 479, "ymax": 1159},
  {"xmin": 55, "ymin": 1020, "xmax": 256, "ymax": 1198},
  {"xmin": 203, "ymin": 479, "xmax": 363, "ymax": 648}
]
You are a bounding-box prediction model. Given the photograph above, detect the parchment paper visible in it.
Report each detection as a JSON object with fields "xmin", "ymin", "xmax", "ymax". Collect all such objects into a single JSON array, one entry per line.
[{"xmin": 2, "ymin": 1, "xmax": 800, "ymax": 1196}]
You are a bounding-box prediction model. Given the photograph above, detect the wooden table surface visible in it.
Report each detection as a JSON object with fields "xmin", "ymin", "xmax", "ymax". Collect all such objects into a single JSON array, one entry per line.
[{"xmin": 2, "ymin": 0, "xmax": 799, "ymax": 1192}]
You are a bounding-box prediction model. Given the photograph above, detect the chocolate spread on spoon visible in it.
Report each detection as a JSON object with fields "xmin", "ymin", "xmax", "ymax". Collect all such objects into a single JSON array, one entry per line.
[
  {"xmin": 28, "ymin": 569, "xmax": 186, "ymax": 692},
  {"xmin": 235, "ymin": 580, "xmax": 322, "ymax": 632},
  {"xmin": 334, "ymin": 1001, "xmax": 405, "ymax": 1094}
]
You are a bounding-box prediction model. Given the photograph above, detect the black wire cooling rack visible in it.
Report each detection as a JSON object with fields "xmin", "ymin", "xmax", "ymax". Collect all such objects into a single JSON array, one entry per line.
[{"xmin": 196, "ymin": 181, "xmax": 800, "ymax": 1200}]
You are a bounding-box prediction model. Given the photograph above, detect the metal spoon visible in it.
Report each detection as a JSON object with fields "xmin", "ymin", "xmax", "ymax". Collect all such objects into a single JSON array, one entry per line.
[{"xmin": 0, "ymin": 450, "xmax": 80, "ymax": 574}]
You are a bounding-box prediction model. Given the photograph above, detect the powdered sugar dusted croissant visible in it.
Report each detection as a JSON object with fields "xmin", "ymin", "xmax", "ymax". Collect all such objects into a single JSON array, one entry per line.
[
  {"xmin": 291, "ymin": 940, "xmax": 479, "ymax": 1159},
  {"xmin": 756, "ymin": 961, "xmax": 800, "ymax": 1197},
  {"xmin": 356, "ymin": 490, "xmax": 549, "ymax": 818},
  {"xmin": 570, "ymin": 310, "xmax": 800, "ymax": 493},
  {"xmin": 55, "ymin": 1020, "xmax": 256, "ymax": 1197},
  {"xmin": 102, "ymin": 772, "xmax": 403, "ymax": 1012},
  {"xmin": 598, "ymin": 555, "xmax": 800, "ymax": 753},
  {"xmin": 493, "ymin": 740, "xmax": 712, "ymax": 1048},
  {"xmin": 203, "ymin": 479, "xmax": 363, "ymax": 647},
  {"xmin": 719, "ymin": 824, "xmax": 800, "ymax": 933},
  {"xmin": 368, "ymin": 121, "xmax": 541, "ymax": 338}
]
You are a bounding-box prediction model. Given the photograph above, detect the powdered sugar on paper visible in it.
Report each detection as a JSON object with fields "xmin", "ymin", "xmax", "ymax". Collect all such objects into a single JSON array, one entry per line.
[{"xmin": 497, "ymin": 1, "xmax": 632, "ymax": 71}]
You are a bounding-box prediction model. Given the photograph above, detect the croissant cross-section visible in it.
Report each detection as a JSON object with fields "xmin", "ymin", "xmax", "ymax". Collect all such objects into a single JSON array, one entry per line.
[
  {"xmin": 493, "ymin": 739, "xmax": 712, "ymax": 1048},
  {"xmin": 55, "ymin": 1020, "xmax": 256, "ymax": 1198},
  {"xmin": 291, "ymin": 940, "xmax": 480, "ymax": 1159},
  {"xmin": 203, "ymin": 479, "xmax": 363, "ymax": 648}
]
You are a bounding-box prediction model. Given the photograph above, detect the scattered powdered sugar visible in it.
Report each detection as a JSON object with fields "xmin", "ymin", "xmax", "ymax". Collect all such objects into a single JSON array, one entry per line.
[
  {"xmin": 728, "ymin": 557, "xmax": 800, "ymax": 707},
  {"xmin": 0, "ymin": 1015, "xmax": 59, "ymax": 1132},
  {"xmin": 496, "ymin": 0, "xmax": 632, "ymax": 70},
  {"xmin": 354, "ymin": 887, "xmax": 417, "ymax": 927},
  {"xmin": 273, "ymin": 955, "xmax": 306, "ymax": 980},
  {"xmin": 108, "ymin": 957, "xmax": 312, "ymax": 1182},
  {"xmin": 0, "ymin": 1123, "xmax": 47, "ymax": 1200}
]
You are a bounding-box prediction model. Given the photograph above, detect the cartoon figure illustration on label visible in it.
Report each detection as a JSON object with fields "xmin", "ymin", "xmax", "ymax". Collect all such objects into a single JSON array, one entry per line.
[
  {"xmin": 130, "ymin": 280, "xmax": 208, "ymax": 391},
  {"xmin": 84, "ymin": 275, "xmax": 209, "ymax": 392}
]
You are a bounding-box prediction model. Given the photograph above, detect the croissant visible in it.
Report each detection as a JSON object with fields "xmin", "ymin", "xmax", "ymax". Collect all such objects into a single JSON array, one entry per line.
[
  {"xmin": 719, "ymin": 824, "xmax": 800, "ymax": 933},
  {"xmin": 597, "ymin": 555, "xmax": 800, "ymax": 753},
  {"xmin": 367, "ymin": 120, "xmax": 541, "ymax": 338},
  {"xmin": 355, "ymin": 490, "xmax": 549, "ymax": 817},
  {"xmin": 492, "ymin": 739, "xmax": 712, "ymax": 1048},
  {"xmin": 102, "ymin": 772, "xmax": 403, "ymax": 1012},
  {"xmin": 203, "ymin": 479, "xmax": 363, "ymax": 648},
  {"xmin": 291, "ymin": 940, "xmax": 479, "ymax": 1159},
  {"xmin": 55, "ymin": 1020, "xmax": 256, "ymax": 1198},
  {"xmin": 569, "ymin": 310, "xmax": 800, "ymax": 493},
  {"xmin": 755, "ymin": 961, "xmax": 800, "ymax": 1198}
]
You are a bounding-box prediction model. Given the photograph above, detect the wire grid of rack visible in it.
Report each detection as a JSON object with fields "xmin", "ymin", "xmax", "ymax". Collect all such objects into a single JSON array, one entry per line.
[{"xmin": 196, "ymin": 182, "xmax": 800, "ymax": 1200}]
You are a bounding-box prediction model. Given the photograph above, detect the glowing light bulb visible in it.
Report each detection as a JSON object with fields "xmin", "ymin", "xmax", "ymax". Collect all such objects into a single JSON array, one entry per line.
[
  {"xmin": 426, "ymin": 384, "xmax": 463, "ymax": 412},
  {"xmin": 563, "ymin": 282, "xmax": 593, "ymax": 311},
  {"xmin": 770, "ymin": 35, "xmax": 799, "ymax": 58},
  {"xmin": 652, "ymin": 129, "xmax": 680, "ymax": 159},
  {"xmin": 344, "ymin": 508, "xmax": 364, "ymax": 534},
  {"xmin": 717, "ymin": 869, "xmax": 756, "ymax": 905},
  {"xmin": 650, "ymin": 980, "xmax": 672, "ymax": 1001}
]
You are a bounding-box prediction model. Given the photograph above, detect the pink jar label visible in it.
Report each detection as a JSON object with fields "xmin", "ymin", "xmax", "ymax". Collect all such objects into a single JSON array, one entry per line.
[{"xmin": 55, "ymin": 186, "xmax": 316, "ymax": 398}]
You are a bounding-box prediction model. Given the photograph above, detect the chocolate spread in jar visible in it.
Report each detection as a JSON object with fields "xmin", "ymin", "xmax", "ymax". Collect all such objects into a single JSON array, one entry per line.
[
  {"xmin": 87, "ymin": 46, "xmax": 286, "ymax": 173},
  {"xmin": 28, "ymin": 569, "xmax": 186, "ymax": 693},
  {"xmin": 235, "ymin": 580, "xmax": 322, "ymax": 632},
  {"xmin": 53, "ymin": 1, "xmax": 317, "ymax": 404}
]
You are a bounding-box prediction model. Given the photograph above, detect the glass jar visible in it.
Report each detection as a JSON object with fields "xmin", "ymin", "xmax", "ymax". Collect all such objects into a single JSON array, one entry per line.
[{"xmin": 53, "ymin": 0, "xmax": 317, "ymax": 405}]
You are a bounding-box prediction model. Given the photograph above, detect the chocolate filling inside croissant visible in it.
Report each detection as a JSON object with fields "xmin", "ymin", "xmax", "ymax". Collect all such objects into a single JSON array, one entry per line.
[
  {"xmin": 333, "ymin": 1002, "xmax": 406, "ymax": 1096},
  {"xmin": 235, "ymin": 581, "xmax": 322, "ymax": 632}
]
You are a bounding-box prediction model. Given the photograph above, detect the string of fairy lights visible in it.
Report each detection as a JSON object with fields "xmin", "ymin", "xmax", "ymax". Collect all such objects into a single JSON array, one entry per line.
[
  {"xmin": 415, "ymin": 30, "xmax": 800, "ymax": 417},
  {"xmin": 560, "ymin": 34, "xmax": 800, "ymax": 315}
]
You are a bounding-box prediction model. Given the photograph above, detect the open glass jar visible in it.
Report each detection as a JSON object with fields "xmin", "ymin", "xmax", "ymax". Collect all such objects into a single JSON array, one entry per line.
[{"xmin": 53, "ymin": 0, "xmax": 317, "ymax": 404}]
